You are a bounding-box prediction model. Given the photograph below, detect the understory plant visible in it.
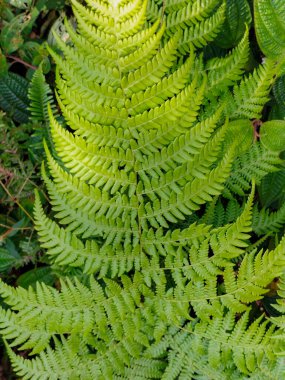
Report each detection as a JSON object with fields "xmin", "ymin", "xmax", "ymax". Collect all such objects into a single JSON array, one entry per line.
[{"xmin": 0, "ymin": 0, "xmax": 285, "ymax": 378}]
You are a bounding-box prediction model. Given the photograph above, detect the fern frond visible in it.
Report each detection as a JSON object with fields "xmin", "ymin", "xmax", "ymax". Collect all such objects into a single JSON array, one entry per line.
[
  {"xmin": 141, "ymin": 149, "xmax": 234, "ymax": 229},
  {"xmin": 147, "ymin": 0, "xmax": 162, "ymax": 22},
  {"xmin": 201, "ymin": 197, "xmax": 243, "ymax": 227},
  {"xmin": 147, "ymin": 0, "xmax": 226, "ymax": 51},
  {"xmin": 0, "ymin": 309, "xmax": 51, "ymax": 355},
  {"xmin": 0, "ymin": 273, "xmax": 149, "ymax": 346},
  {"xmin": 34, "ymin": 189, "xmax": 142, "ymax": 276},
  {"xmin": 225, "ymin": 143, "xmax": 282, "ymax": 196},
  {"xmin": 247, "ymin": 357, "xmax": 285, "ymax": 380},
  {"xmin": 164, "ymin": 311, "xmax": 278, "ymax": 378},
  {"xmin": 28, "ymin": 67, "xmax": 58, "ymax": 123},
  {"xmin": 205, "ymin": 28, "xmax": 250, "ymax": 96},
  {"xmin": 5, "ymin": 337, "xmax": 102, "ymax": 379},
  {"xmin": 165, "ymin": 0, "xmax": 220, "ymax": 34},
  {"xmin": 6, "ymin": 335, "xmax": 166, "ymax": 379},
  {"xmin": 210, "ymin": 183, "xmax": 254, "ymax": 260},
  {"xmin": 43, "ymin": 133, "xmax": 140, "ymax": 251},
  {"xmin": 269, "ymin": 271, "xmax": 285, "ymax": 334},
  {"xmin": 223, "ymin": 235, "xmax": 285, "ymax": 307},
  {"xmin": 178, "ymin": 1, "xmax": 226, "ymax": 51},
  {"xmin": 216, "ymin": 0, "xmax": 252, "ymax": 48},
  {"xmin": 226, "ymin": 59, "xmax": 277, "ymax": 119},
  {"xmin": 252, "ymin": 202, "xmax": 285, "ymax": 235}
]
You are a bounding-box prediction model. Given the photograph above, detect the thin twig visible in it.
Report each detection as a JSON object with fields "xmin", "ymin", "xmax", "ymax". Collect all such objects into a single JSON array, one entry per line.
[
  {"xmin": 0, "ymin": 180, "xmax": 34, "ymax": 222},
  {"xmin": 160, "ymin": 0, "xmax": 166, "ymax": 27},
  {"xmin": 0, "ymin": 224, "xmax": 32, "ymax": 231},
  {"xmin": 6, "ymin": 55, "xmax": 37, "ymax": 70}
]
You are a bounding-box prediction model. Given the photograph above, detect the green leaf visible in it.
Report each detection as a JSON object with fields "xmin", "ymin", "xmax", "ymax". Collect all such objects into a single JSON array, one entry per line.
[
  {"xmin": 5, "ymin": 240, "xmax": 21, "ymax": 260},
  {"xmin": 258, "ymin": 170, "xmax": 285, "ymax": 207},
  {"xmin": 273, "ymin": 75, "xmax": 285, "ymax": 106},
  {"xmin": 260, "ymin": 120, "xmax": 285, "ymax": 151},
  {"xmin": 6, "ymin": 218, "xmax": 27, "ymax": 238},
  {"xmin": 45, "ymin": 0, "xmax": 65, "ymax": 10},
  {"xmin": 18, "ymin": 41, "xmax": 41, "ymax": 63},
  {"xmin": 17, "ymin": 267, "xmax": 55, "ymax": 289},
  {"xmin": 254, "ymin": 0, "xmax": 285, "ymax": 59}
]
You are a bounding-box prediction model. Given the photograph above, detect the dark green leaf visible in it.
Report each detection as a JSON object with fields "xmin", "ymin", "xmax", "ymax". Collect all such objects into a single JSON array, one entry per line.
[
  {"xmin": 0, "ymin": 248, "xmax": 18, "ymax": 271},
  {"xmin": 0, "ymin": 72, "xmax": 30, "ymax": 123},
  {"xmin": 17, "ymin": 266, "xmax": 55, "ymax": 289},
  {"xmin": 216, "ymin": 0, "xmax": 252, "ymax": 48},
  {"xmin": 258, "ymin": 171, "xmax": 285, "ymax": 207},
  {"xmin": 254, "ymin": 0, "xmax": 285, "ymax": 59}
]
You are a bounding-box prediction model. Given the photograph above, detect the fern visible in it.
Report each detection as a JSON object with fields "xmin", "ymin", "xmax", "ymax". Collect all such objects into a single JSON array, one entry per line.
[
  {"xmin": 215, "ymin": 0, "xmax": 252, "ymax": 48},
  {"xmin": 27, "ymin": 66, "xmax": 58, "ymax": 156},
  {"xmin": 224, "ymin": 143, "xmax": 282, "ymax": 196},
  {"xmin": 163, "ymin": 312, "xmax": 278, "ymax": 378},
  {"xmin": 205, "ymin": 28, "xmax": 250, "ymax": 97},
  {"xmin": 225, "ymin": 57, "xmax": 278, "ymax": 119},
  {"xmin": 28, "ymin": 66, "xmax": 58, "ymax": 124},
  {"xmin": 252, "ymin": 203, "xmax": 285, "ymax": 235},
  {"xmin": 0, "ymin": 0, "xmax": 285, "ymax": 378},
  {"xmin": 147, "ymin": 0, "xmax": 226, "ymax": 51},
  {"xmin": 219, "ymin": 119, "xmax": 285, "ymax": 197}
]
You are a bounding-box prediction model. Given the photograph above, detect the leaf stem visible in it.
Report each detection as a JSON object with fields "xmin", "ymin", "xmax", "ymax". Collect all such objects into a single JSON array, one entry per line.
[
  {"xmin": 0, "ymin": 180, "xmax": 34, "ymax": 222},
  {"xmin": 6, "ymin": 55, "xmax": 37, "ymax": 70}
]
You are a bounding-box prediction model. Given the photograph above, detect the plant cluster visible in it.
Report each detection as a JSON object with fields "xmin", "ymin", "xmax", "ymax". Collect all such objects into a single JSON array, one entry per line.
[{"xmin": 0, "ymin": 0, "xmax": 285, "ymax": 378}]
